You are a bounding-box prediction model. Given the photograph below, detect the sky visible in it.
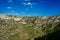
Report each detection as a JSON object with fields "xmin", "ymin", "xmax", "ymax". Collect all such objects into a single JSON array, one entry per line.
[{"xmin": 0, "ymin": 0, "xmax": 60, "ymax": 16}]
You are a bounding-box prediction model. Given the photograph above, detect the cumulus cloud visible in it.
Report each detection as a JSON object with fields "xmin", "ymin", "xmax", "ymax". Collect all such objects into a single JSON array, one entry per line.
[{"xmin": 23, "ymin": 2, "xmax": 33, "ymax": 6}]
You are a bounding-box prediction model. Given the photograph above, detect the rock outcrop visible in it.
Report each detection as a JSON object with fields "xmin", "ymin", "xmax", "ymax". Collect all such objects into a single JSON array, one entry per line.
[{"xmin": 0, "ymin": 14, "xmax": 60, "ymax": 40}]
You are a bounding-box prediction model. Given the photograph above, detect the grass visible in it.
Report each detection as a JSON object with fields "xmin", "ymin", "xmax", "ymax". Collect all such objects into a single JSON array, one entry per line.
[{"xmin": 8, "ymin": 33, "xmax": 20, "ymax": 40}]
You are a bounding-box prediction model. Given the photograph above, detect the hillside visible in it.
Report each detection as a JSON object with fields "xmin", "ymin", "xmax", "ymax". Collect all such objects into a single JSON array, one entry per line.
[{"xmin": 0, "ymin": 14, "xmax": 60, "ymax": 40}]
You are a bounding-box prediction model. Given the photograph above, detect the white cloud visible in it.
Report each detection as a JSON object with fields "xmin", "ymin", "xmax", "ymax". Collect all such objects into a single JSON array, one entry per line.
[
  {"xmin": 23, "ymin": 2, "xmax": 36, "ymax": 6},
  {"xmin": 23, "ymin": 2, "xmax": 32, "ymax": 6},
  {"xmin": 11, "ymin": 10, "xmax": 15, "ymax": 12},
  {"xmin": 27, "ymin": 2, "xmax": 32, "ymax": 5},
  {"xmin": 25, "ymin": 0, "xmax": 30, "ymax": 1},
  {"xmin": 7, "ymin": 13, "xmax": 19, "ymax": 16},
  {"xmin": 7, "ymin": 7, "xmax": 12, "ymax": 9},
  {"xmin": 8, "ymin": 0, "xmax": 13, "ymax": 2}
]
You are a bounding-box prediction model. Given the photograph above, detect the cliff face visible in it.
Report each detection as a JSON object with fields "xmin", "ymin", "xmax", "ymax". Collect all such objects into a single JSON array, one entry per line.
[{"xmin": 0, "ymin": 14, "xmax": 60, "ymax": 40}]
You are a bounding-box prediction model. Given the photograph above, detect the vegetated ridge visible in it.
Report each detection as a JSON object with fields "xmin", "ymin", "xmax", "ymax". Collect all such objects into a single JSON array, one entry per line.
[{"xmin": 0, "ymin": 14, "xmax": 60, "ymax": 40}]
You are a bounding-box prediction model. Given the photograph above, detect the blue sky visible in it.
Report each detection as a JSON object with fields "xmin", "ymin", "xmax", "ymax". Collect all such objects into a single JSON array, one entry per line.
[{"xmin": 0, "ymin": 0, "xmax": 60, "ymax": 16}]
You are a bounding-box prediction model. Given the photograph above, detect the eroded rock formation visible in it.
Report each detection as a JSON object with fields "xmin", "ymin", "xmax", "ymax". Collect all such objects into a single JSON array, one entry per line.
[{"xmin": 0, "ymin": 14, "xmax": 60, "ymax": 40}]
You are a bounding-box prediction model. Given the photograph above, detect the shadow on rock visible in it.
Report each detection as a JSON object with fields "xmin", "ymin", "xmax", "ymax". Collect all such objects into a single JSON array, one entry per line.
[{"xmin": 34, "ymin": 30, "xmax": 60, "ymax": 40}]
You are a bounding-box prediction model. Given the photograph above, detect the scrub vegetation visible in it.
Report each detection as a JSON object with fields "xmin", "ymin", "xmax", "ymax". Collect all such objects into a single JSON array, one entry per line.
[{"xmin": 0, "ymin": 14, "xmax": 60, "ymax": 40}]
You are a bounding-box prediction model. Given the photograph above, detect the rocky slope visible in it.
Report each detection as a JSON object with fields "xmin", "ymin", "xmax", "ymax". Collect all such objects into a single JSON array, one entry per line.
[{"xmin": 0, "ymin": 14, "xmax": 60, "ymax": 40}]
